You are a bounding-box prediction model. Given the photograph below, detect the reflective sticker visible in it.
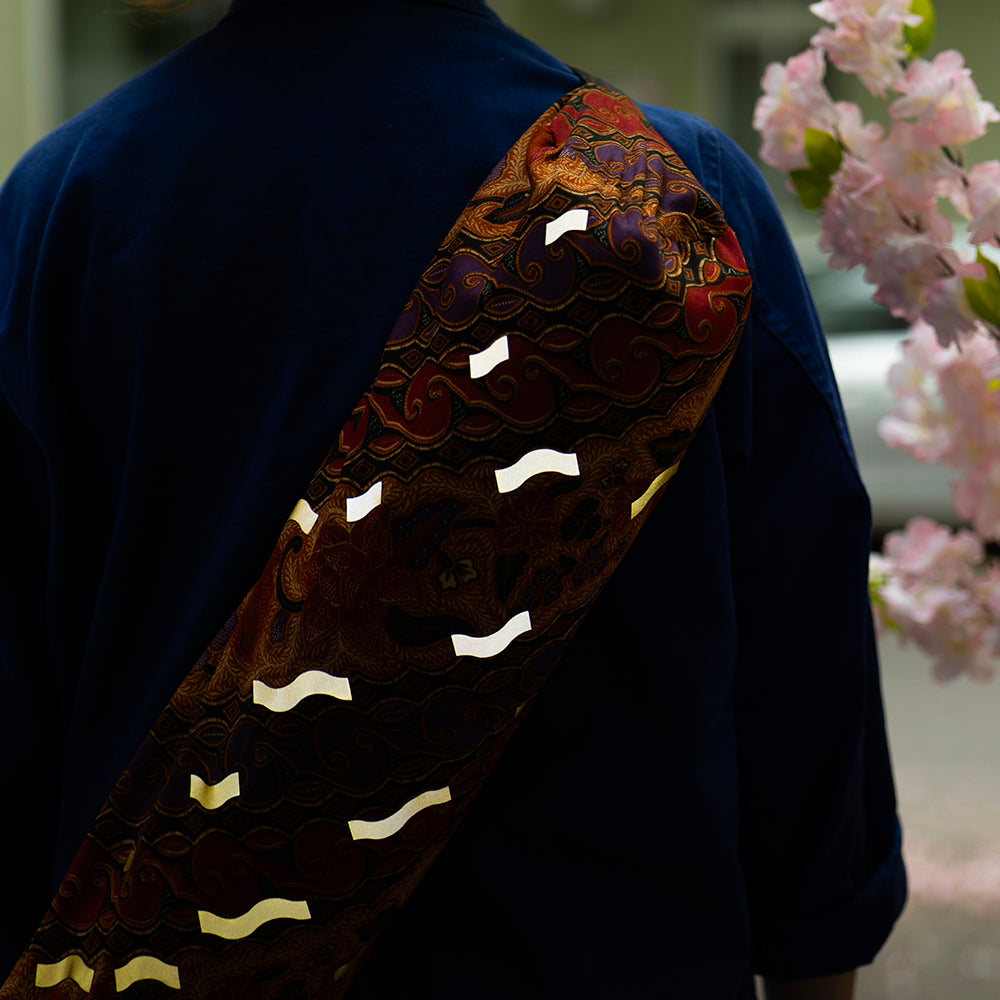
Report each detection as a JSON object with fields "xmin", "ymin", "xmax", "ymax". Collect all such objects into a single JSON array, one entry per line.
[
  {"xmin": 198, "ymin": 898, "xmax": 311, "ymax": 940},
  {"xmin": 495, "ymin": 450, "xmax": 579, "ymax": 494},
  {"xmin": 349, "ymin": 787, "xmax": 453, "ymax": 842},
  {"xmin": 346, "ymin": 482, "xmax": 383, "ymax": 523},
  {"xmin": 469, "ymin": 336, "xmax": 510, "ymax": 378},
  {"xmin": 545, "ymin": 208, "xmax": 589, "ymax": 246},
  {"xmin": 451, "ymin": 610, "xmax": 532, "ymax": 658},
  {"xmin": 253, "ymin": 671, "xmax": 353, "ymax": 712}
]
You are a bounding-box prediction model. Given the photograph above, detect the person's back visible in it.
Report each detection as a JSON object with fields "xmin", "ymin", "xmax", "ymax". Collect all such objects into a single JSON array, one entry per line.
[{"xmin": 0, "ymin": 2, "xmax": 904, "ymax": 996}]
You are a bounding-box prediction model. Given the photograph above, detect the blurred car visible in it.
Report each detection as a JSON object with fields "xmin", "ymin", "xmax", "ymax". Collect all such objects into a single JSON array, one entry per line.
[{"xmin": 795, "ymin": 236, "xmax": 956, "ymax": 534}]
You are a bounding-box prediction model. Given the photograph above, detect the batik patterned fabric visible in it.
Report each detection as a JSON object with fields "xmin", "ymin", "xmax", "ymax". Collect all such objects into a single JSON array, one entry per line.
[{"xmin": 2, "ymin": 84, "xmax": 750, "ymax": 998}]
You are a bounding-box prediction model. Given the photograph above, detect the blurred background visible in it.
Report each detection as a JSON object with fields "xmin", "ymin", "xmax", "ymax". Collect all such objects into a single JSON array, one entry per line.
[{"xmin": 2, "ymin": 1, "xmax": 999, "ymax": 995}]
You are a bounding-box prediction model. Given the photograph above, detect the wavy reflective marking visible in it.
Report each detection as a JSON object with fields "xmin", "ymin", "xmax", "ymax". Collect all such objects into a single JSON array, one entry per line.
[
  {"xmin": 35, "ymin": 957, "xmax": 94, "ymax": 991},
  {"xmin": 451, "ymin": 610, "xmax": 532, "ymax": 658},
  {"xmin": 114, "ymin": 956, "xmax": 181, "ymax": 992},
  {"xmin": 629, "ymin": 463, "xmax": 680, "ymax": 519},
  {"xmin": 289, "ymin": 498, "xmax": 319, "ymax": 534},
  {"xmin": 253, "ymin": 670, "xmax": 353, "ymax": 712},
  {"xmin": 198, "ymin": 898, "xmax": 311, "ymax": 940},
  {"xmin": 346, "ymin": 481, "xmax": 383, "ymax": 523},
  {"xmin": 189, "ymin": 772, "xmax": 241, "ymax": 810},
  {"xmin": 494, "ymin": 449, "xmax": 579, "ymax": 494},
  {"xmin": 469, "ymin": 336, "xmax": 509, "ymax": 378},
  {"xmin": 545, "ymin": 207, "xmax": 589, "ymax": 246},
  {"xmin": 349, "ymin": 786, "xmax": 452, "ymax": 841}
]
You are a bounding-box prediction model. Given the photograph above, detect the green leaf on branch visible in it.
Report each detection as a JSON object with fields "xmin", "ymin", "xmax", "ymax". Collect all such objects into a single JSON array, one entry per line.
[
  {"xmin": 804, "ymin": 128, "xmax": 843, "ymax": 176},
  {"xmin": 963, "ymin": 250, "xmax": 1000, "ymax": 328},
  {"xmin": 977, "ymin": 249, "xmax": 1000, "ymax": 286},
  {"xmin": 789, "ymin": 169, "xmax": 832, "ymax": 211},
  {"xmin": 904, "ymin": 0, "xmax": 936, "ymax": 58},
  {"xmin": 868, "ymin": 572, "xmax": 900, "ymax": 632},
  {"xmin": 790, "ymin": 130, "xmax": 842, "ymax": 211}
]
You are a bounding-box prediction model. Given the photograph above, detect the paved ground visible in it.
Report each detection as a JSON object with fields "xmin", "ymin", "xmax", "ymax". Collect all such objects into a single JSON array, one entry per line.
[{"xmin": 855, "ymin": 636, "xmax": 1000, "ymax": 998}]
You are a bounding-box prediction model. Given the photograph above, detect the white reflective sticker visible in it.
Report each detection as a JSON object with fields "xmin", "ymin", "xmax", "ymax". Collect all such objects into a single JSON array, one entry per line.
[
  {"xmin": 114, "ymin": 956, "xmax": 181, "ymax": 992},
  {"xmin": 494, "ymin": 449, "xmax": 580, "ymax": 494},
  {"xmin": 469, "ymin": 336, "xmax": 510, "ymax": 378},
  {"xmin": 349, "ymin": 787, "xmax": 453, "ymax": 842},
  {"xmin": 198, "ymin": 898, "xmax": 311, "ymax": 940},
  {"xmin": 253, "ymin": 670, "xmax": 353, "ymax": 712},
  {"xmin": 289, "ymin": 498, "xmax": 319, "ymax": 534},
  {"xmin": 189, "ymin": 772, "xmax": 241, "ymax": 810},
  {"xmin": 451, "ymin": 610, "xmax": 532, "ymax": 659},
  {"xmin": 346, "ymin": 481, "xmax": 383, "ymax": 523},
  {"xmin": 545, "ymin": 208, "xmax": 589, "ymax": 246}
]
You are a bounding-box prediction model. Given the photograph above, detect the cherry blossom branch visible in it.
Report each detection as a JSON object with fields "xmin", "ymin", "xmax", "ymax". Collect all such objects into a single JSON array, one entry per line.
[{"xmin": 754, "ymin": 0, "xmax": 1000, "ymax": 680}]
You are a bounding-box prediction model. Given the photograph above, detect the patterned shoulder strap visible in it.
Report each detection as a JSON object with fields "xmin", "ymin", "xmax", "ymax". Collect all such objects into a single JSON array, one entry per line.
[{"xmin": 3, "ymin": 83, "xmax": 750, "ymax": 999}]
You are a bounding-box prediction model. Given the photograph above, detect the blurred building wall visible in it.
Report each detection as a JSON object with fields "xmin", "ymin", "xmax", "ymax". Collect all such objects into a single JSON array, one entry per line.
[
  {"xmin": 2, "ymin": 0, "xmax": 1000, "ymax": 186},
  {"xmin": 0, "ymin": 0, "xmax": 60, "ymax": 179},
  {"xmin": 493, "ymin": 0, "xmax": 818, "ymax": 138},
  {"xmin": 493, "ymin": 0, "xmax": 1000, "ymax": 207}
]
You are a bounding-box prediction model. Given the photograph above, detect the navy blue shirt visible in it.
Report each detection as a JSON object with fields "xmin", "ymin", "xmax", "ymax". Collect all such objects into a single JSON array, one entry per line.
[{"xmin": 0, "ymin": 0, "xmax": 904, "ymax": 993}]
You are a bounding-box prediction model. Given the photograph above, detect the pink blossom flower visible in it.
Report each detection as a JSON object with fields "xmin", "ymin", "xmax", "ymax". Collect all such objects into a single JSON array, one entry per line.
[
  {"xmin": 882, "ymin": 515, "xmax": 983, "ymax": 578},
  {"xmin": 872, "ymin": 122, "xmax": 958, "ymax": 204},
  {"xmin": 921, "ymin": 261, "xmax": 986, "ymax": 347},
  {"xmin": 935, "ymin": 329, "xmax": 1000, "ymax": 465},
  {"xmin": 944, "ymin": 343, "xmax": 1000, "ymax": 538},
  {"xmin": 972, "ymin": 562, "xmax": 1000, "ymax": 623},
  {"xmin": 880, "ymin": 321, "xmax": 1000, "ymax": 467},
  {"xmin": 809, "ymin": 0, "xmax": 919, "ymax": 96},
  {"xmin": 870, "ymin": 518, "xmax": 998, "ymax": 680},
  {"xmin": 818, "ymin": 139, "xmax": 952, "ymax": 283},
  {"xmin": 963, "ymin": 161, "xmax": 1000, "ymax": 245},
  {"xmin": 951, "ymin": 462, "xmax": 1000, "ymax": 541},
  {"xmin": 818, "ymin": 156, "xmax": 896, "ymax": 271},
  {"xmin": 890, "ymin": 51, "xmax": 1000, "ymax": 150},
  {"xmin": 755, "ymin": 48, "xmax": 837, "ymax": 171},
  {"xmin": 771, "ymin": 4, "xmax": 1000, "ymax": 680},
  {"xmin": 834, "ymin": 100, "xmax": 884, "ymax": 159},
  {"xmin": 879, "ymin": 323, "xmax": 956, "ymax": 462},
  {"xmin": 880, "ymin": 322, "xmax": 1000, "ymax": 538},
  {"xmin": 867, "ymin": 232, "xmax": 953, "ymax": 321}
]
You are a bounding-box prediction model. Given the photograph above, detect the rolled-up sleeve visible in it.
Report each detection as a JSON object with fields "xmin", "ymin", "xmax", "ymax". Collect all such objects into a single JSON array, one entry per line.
[
  {"xmin": 640, "ymin": 102, "xmax": 907, "ymax": 978},
  {"xmin": 716, "ymin": 127, "xmax": 906, "ymax": 978},
  {"xmin": 729, "ymin": 302, "xmax": 906, "ymax": 979}
]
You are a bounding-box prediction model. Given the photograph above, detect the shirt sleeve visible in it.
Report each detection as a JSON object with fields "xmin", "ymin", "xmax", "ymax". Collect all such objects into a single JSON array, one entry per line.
[
  {"xmin": 637, "ymin": 102, "xmax": 906, "ymax": 976},
  {"xmin": 0, "ymin": 148, "xmax": 71, "ymax": 977},
  {"xmin": 728, "ymin": 304, "xmax": 907, "ymax": 978},
  {"xmin": 709, "ymin": 125, "xmax": 907, "ymax": 978},
  {"xmin": 0, "ymin": 389, "xmax": 61, "ymax": 976}
]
